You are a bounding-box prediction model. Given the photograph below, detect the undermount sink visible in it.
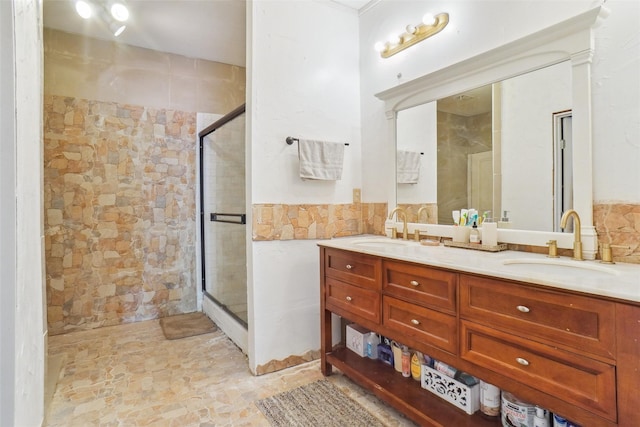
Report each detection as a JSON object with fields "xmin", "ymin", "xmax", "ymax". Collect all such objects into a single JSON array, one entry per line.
[
  {"xmin": 502, "ymin": 258, "xmax": 619, "ymax": 276},
  {"xmin": 351, "ymin": 238, "xmax": 411, "ymax": 248}
]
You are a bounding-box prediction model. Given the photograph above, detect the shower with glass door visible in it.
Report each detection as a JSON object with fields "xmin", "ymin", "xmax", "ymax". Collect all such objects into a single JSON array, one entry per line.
[{"xmin": 199, "ymin": 104, "xmax": 247, "ymax": 328}]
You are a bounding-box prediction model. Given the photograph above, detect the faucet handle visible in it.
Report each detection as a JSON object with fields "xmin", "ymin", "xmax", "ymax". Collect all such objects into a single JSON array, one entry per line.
[
  {"xmin": 600, "ymin": 243, "xmax": 614, "ymax": 264},
  {"xmin": 390, "ymin": 227, "xmax": 398, "ymax": 239},
  {"xmin": 600, "ymin": 243, "xmax": 631, "ymax": 264},
  {"xmin": 546, "ymin": 240, "xmax": 559, "ymax": 258}
]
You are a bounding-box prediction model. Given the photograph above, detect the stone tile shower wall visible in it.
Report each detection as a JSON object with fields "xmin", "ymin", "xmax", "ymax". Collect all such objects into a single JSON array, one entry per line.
[{"xmin": 44, "ymin": 95, "xmax": 197, "ymax": 335}]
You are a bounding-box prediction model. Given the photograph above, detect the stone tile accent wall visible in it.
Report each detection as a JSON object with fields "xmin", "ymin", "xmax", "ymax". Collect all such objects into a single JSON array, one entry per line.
[
  {"xmin": 44, "ymin": 95, "xmax": 197, "ymax": 335},
  {"xmin": 594, "ymin": 203, "xmax": 640, "ymax": 264},
  {"xmin": 252, "ymin": 203, "xmax": 387, "ymax": 241},
  {"xmin": 398, "ymin": 203, "xmax": 438, "ymax": 224}
]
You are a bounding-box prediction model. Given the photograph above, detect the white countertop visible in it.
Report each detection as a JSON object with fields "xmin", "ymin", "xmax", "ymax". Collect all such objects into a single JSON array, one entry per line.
[{"xmin": 318, "ymin": 236, "xmax": 640, "ymax": 304}]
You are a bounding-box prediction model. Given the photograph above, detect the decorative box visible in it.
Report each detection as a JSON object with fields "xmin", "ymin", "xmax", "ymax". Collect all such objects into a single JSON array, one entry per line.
[
  {"xmin": 345, "ymin": 323, "xmax": 370, "ymax": 357},
  {"xmin": 421, "ymin": 364, "xmax": 480, "ymax": 414}
]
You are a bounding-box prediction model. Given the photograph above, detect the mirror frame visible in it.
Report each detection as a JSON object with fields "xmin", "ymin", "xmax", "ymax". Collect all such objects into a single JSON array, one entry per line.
[{"xmin": 375, "ymin": 6, "xmax": 608, "ymax": 260}]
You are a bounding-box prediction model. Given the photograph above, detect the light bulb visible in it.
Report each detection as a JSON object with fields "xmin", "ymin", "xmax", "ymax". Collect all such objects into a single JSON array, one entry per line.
[
  {"xmin": 75, "ymin": 0, "xmax": 93, "ymax": 19},
  {"xmin": 388, "ymin": 33, "xmax": 401, "ymax": 47},
  {"xmin": 374, "ymin": 41, "xmax": 386, "ymax": 53},
  {"xmin": 422, "ymin": 13, "xmax": 436, "ymax": 26},
  {"xmin": 110, "ymin": 3, "xmax": 129, "ymax": 22},
  {"xmin": 405, "ymin": 24, "xmax": 417, "ymax": 35}
]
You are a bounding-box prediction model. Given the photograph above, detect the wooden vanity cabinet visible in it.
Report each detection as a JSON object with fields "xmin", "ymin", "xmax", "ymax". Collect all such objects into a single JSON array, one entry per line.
[
  {"xmin": 320, "ymin": 246, "xmax": 640, "ymax": 427},
  {"xmin": 459, "ymin": 275, "xmax": 616, "ymax": 361}
]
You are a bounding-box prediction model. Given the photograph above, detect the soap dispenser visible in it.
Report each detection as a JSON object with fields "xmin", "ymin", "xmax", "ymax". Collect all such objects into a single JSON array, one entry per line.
[
  {"xmin": 469, "ymin": 221, "xmax": 480, "ymax": 243},
  {"xmin": 498, "ymin": 210, "xmax": 512, "ymax": 229}
]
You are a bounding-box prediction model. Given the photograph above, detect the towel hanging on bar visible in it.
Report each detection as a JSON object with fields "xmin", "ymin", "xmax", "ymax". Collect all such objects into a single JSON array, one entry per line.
[
  {"xmin": 297, "ymin": 139, "xmax": 345, "ymax": 180},
  {"xmin": 397, "ymin": 150, "xmax": 422, "ymax": 184}
]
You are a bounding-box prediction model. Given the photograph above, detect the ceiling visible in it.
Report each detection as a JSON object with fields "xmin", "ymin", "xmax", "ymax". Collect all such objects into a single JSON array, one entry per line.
[{"xmin": 43, "ymin": 0, "xmax": 371, "ymax": 67}]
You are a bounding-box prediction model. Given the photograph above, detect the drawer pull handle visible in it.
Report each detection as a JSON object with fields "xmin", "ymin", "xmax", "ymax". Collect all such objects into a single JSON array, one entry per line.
[
  {"xmin": 516, "ymin": 305, "xmax": 530, "ymax": 313},
  {"xmin": 410, "ymin": 319, "xmax": 420, "ymax": 325},
  {"xmin": 410, "ymin": 280, "xmax": 420, "ymax": 287},
  {"xmin": 516, "ymin": 357, "xmax": 530, "ymax": 366},
  {"xmin": 345, "ymin": 296, "xmax": 352, "ymax": 302},
  {"xmin": 346, "ymin": 264, "xmax": 353, "ymax": 270}
]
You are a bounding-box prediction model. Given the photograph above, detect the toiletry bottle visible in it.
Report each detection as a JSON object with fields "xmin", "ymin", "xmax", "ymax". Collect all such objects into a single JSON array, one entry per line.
[
  {"xmin": 366, "ymin": 333, "xmax": 379, "ymax": 359},
  {"xmin": 469, "ymin": 221, "xmax": 480, "ymax": 243},
  {"xmin": 401, "ymin": 346, "xmax": 411, "ymax": 377},
  {"xmin": 552, "ymin": 414, "xmax": 568, "ymax": 427},
  {"xmin": 434, "ymin": 360, "xmax": 457, "ymax": 378},
  {"xmin": 410, "ymin": 351, "xmax": 422, "ymax": 381},
  {"xmin": 534, "ymin": 406, "xmax": 550, "ymax": 427},
  {"xmin": 482, "ymin": 217, "xmax": 498, "ymax": 246},
  {"xmin": 498, "ymin": 210, "xmax": 512, "ymax": 229},
  {"xmin": 479, "ymin": 380, "xmax": 501, "ymax": 418}
]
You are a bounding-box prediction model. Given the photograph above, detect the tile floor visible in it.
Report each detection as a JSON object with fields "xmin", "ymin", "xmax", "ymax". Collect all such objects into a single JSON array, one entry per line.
[{"xmin": 44, "ymin": 318, "xmax": 417, "ymax": 426}]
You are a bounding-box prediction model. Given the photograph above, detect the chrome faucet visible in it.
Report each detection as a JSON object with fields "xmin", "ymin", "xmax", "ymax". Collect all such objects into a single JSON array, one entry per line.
[
  {"xmin": 388, "ymin": 207, "xmax": 408, "ymax": 240},
  {"xmin": 560, "ymin": 209, "xmax": 583, "ymax": 260}
]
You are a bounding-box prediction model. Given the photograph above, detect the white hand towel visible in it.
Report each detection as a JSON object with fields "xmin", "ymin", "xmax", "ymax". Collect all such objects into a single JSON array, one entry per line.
[
  {"xmin": 397, "ymin": 150, "xmax": 421, "ymax": 184},
  {"xmin": 298, "ymin": 139, "xmax": 345, "ymax": 180}
]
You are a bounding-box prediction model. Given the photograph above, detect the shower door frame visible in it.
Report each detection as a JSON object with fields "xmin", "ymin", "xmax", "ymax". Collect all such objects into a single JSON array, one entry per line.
[{"xmin": 198, "ymin": 103, "xmax": 247, "ymax": 329}]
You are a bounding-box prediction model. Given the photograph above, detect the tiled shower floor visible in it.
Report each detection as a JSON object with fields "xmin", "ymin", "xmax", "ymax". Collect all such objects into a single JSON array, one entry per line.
[{"xmin": 44, "ymin": 318, "xmax": 416, "ymax": 426}]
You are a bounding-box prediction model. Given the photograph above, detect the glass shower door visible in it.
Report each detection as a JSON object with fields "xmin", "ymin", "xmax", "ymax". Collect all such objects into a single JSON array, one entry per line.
[{"xmin": 199, "ymin": 105, "xmax": 247, "ymax": 327}]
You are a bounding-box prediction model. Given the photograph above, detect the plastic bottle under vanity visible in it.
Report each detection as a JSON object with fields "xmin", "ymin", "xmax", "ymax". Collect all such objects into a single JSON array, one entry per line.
[
  {"xmin": 365, "ymin": 333, "xmax": 379, "ymax": 359},
  {"xmin": 498, "ymin": 210, "xmax": 512, "ymax": 229},
  {"xmin": 482, "ymin": 218, "xmax": 498, "ymax": 246},
  {"xmin": 552, "ymin": 414, "xmax": 568, "ymax": 427},
  {"xmin": 534, "ymin": 406, "xmax": 550, "ymax": 427},
  {"xmin": 401, "ymin": 346, "xmax": 411, "ymax": 377},
  {"xmin": 410, "ymin": 351, "xmax": 422, "ymax": 381}
]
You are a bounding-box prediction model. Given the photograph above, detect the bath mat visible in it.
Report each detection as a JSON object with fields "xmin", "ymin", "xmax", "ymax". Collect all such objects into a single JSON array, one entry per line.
[
  {"xmin": 255, "ymin": 380, "xmax": 385, "ymax": 427},
  {"xmin": 159, "ymin": 312, "xmax": 217, "ymax": 340}
]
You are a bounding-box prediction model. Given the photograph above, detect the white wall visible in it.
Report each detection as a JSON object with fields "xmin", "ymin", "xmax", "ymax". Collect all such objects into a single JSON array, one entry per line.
[
  {"xmin": 591, "ymin": 0, "xmax": 640, "ymax": 201},
  {"xmin": 1, "ymin": 0, "xmax": 46, "ymax": 425},
  {"xmin": 359, "ymin": 0, "xmax": 640, "ymax": 208},
  {"xmin": 247, "ymin": 0, "xmax": 360, "ymax": 371},
  {"xmin": 0, "ymin": 0, "xmax": 17, "ymax": 422}
]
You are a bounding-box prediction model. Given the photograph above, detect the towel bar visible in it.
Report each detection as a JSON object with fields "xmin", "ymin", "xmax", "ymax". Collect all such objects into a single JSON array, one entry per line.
[{"xmin": 286, "ymin": 136, "xmax": 349, "ymax": 146}]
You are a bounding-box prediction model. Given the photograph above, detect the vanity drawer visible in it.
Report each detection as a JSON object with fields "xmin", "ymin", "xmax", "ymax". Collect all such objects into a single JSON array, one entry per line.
[
  {"xmin": 383, "ymin": 296, "xmax": 457, "ymax": 354},
  {"xmin": 383, "ymin": 261, "xmax": 457, "ymax": 314},
  {"xmin": 459, "ymin": 275, "xmax": 616, "ymax": 360},
  {"xmin": 461, "ymin": 321, "xmax": 617, "ymax": 421},
  {"xmin": 325, "ymin": 277, "xmax": 381, "ymax": 324},
  {"xmin": 324, "ymin": 248, "xmax": 381, "ymax": 291}
]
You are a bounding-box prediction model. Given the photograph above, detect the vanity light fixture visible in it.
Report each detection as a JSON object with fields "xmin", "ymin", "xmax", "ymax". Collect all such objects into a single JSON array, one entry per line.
[
  {"xmin": 73, "ymin": 0, "xmax": 130, "ymax": 36},
  {"xmin": 375, "ymin": 12, "xmax": 449, "ymax": 58}
]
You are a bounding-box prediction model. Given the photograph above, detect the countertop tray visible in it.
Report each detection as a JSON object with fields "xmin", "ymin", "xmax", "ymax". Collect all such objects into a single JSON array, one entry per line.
[{"xmin": 443, "ymin": 240, "xmax": 508, "ymax": 252}]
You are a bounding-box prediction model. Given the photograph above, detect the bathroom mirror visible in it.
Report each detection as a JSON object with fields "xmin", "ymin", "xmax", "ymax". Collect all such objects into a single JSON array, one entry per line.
[
  {"xmin": 376, "ymin": 6, "xmax": 607, "ymax": 258},
  {"xmin": 396, "ymin": 61, "xmax": 572, "ymax": 232}
]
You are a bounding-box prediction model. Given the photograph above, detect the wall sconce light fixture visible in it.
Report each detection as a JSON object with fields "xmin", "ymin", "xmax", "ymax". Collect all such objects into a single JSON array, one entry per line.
[{"xmin": 375, "ymin": 12, "xmax": 449, "ymax": 58}]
